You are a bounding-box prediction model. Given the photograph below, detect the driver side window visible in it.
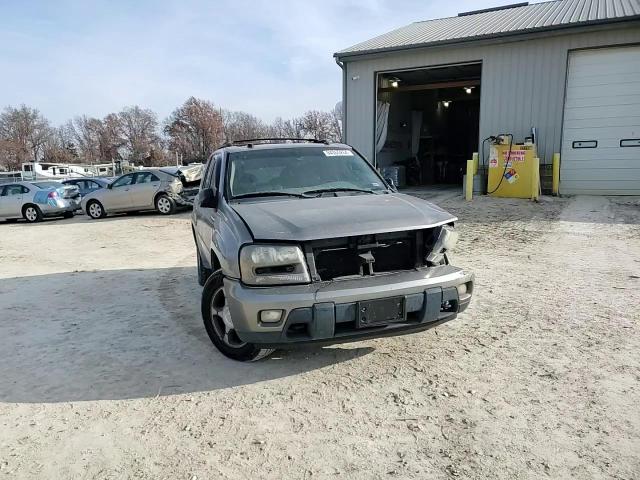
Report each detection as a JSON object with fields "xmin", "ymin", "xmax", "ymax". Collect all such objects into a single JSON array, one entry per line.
[{"xmin": 112, "ymin": 174, "xmax": 134, "ymax": 188}]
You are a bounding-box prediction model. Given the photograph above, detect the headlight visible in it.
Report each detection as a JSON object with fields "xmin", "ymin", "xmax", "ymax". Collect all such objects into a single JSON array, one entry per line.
[
  {"xmin": 426, "ymin": 225, "xmax": 459, "ymax": 264},
  {"xmin": 240, "ymin": 244, "xmax": 310, "ymax": 286}
]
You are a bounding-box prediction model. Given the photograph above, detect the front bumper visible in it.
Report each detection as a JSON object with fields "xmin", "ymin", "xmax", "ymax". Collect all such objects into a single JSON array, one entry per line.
[{"xmin": 225, "ymin": 265, "xmax": 473, "ymax": 347}]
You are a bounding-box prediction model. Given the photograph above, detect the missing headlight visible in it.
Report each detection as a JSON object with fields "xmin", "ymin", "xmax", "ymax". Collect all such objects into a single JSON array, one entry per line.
[{"xmin": 426, "ymin": 225, "xmax": 459, "ymax": 265}]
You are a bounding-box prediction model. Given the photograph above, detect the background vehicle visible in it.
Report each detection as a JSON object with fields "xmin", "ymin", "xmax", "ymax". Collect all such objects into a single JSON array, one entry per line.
[
  {"xmin": 192, "ymin": 140, "xmax": 473, "ymax": 362},
  {"xmin": 0, "ymin": 181, "xmax": 80, "ymax": 223},
  {"xmin": 62, "ymin": 177, "xmax": 113, "ymax": 198},
  {"xmin": 81, "ymin": 169, "xmax": 196, "ymax": 219}
]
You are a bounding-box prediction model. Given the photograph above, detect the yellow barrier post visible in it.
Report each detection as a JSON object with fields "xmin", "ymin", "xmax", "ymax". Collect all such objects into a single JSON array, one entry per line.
[
  {"xmin": 472, "ymin": 152, "xmax": 479, "ymax": 175},
  {"xmin": 531, "ymin": 157, "xmax": 540, "ymax": 201},
  {"xmin": 552, "ymin": 153, "xmax": 560, "ymax": 195},
  {"xmin": 465, "ymin": 159, "xmax": 474, "ymax": 201}
]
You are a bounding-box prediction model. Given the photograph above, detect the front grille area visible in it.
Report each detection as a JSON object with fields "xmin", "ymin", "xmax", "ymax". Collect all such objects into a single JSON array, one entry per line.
[{"xmin": 308, "ymin": 229, "xmax": 437, "ymax": 281}]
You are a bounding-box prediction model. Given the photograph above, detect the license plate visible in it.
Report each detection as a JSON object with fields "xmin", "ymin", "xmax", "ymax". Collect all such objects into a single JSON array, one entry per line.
[{"xmin": 357, "ymin": 297, "xmax": 405, "ymax": 328}]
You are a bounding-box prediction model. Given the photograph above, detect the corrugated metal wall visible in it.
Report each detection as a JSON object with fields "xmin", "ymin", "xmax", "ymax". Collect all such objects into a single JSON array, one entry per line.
[{"xmin": 343, "ymin": 24, "xmax": 640, "ymax": 166}]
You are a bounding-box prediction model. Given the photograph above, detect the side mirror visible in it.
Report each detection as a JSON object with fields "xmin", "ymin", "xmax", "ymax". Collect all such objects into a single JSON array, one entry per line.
[
  {"xmin": 200, "ymin": 187, "xmax": 218, "ymax": 209},
  {"xmin": 106, "ymin": 183, "xmax": 113, "ymax": 189},
  {"xmin": 384, "ymin": 177, "xmax": 398, "ymax": 192}
]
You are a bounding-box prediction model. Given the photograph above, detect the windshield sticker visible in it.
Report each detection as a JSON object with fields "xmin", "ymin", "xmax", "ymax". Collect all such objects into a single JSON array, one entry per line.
[
  {"xmin": 372, "ymin": 182, "xmax": 380, "ymax": 187},
  {"xmin": 323, "ymin": 149, "xmax": 354, "ymax": 157}
]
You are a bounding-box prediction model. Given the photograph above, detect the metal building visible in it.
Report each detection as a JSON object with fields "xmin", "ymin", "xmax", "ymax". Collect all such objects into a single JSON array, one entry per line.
[{"xmin": 334, "ymin": 0, "xmax": 640, "ymax": 195}]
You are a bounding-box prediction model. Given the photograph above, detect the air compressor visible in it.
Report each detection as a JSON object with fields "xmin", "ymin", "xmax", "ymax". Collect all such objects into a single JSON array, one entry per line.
[{"xmin": 483, "ymin": 133, "xmax": 539, "ymax": 199}]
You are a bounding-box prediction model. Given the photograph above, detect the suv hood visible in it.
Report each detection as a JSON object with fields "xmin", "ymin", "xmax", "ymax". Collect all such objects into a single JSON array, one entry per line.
[{"xmin": 231, "ymin": 193, "xmax": 457, "ymax": 241}]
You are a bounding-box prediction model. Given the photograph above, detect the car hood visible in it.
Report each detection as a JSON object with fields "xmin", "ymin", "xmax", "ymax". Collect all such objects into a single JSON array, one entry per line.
[{"xmin": 231, "ymin": 193, "xmax": 457, "ymax": 241}]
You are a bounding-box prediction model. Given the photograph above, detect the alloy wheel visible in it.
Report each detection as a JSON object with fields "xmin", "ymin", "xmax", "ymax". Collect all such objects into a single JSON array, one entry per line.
[
  {"xmin": 25, "ymin": 207, "xmax": 37, "ymax": 222},
  {"xmin": 210, "ymin": 286, "xmax": 246, "ymax": 349}
]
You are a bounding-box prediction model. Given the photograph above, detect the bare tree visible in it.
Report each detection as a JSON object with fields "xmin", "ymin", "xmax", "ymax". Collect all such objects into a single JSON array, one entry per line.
[
  {"xmin": 0, "ymin": 99, "xmax": 344, "ymax": 170},
  {"xmin": 164, "ymin": 97, "xmax": 224, "ymax": 163},
  {"xmin": 269, "ymin": 116, "xmax": 305, "ymax": 139},
  {"xmin": 42, "ymin": 125, "xmax": 78, "ymax": 164},
  {"xmin": 97, "ymin": 114, "xmax": 124, "ymax": 162},
  {"xmin": 0, "ymin": 105, "xmax": 50, "ymax": 170},
  {"xmin": 117, "ymin": 106, "xmax": 159, "ymax": 164},
  {"xmin": 299, "ymin": 110, "xmax": 335, "ymax": 141},
  {"xmin": 221, "ymin": 110, "xmax": 269, "ymax": 142},
  {"xmin": 69, "ymin": 116, "xmax": 102, "ymax": 164},
  {"xmin": 329, "ymin": 102, "xmax": 343, "ymax": 142}
]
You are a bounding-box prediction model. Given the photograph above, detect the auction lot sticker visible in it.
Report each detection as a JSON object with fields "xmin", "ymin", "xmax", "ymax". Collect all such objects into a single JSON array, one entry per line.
[{"xmin": 323, "ymin": 150, "xmax": 354, "ymax": 156}]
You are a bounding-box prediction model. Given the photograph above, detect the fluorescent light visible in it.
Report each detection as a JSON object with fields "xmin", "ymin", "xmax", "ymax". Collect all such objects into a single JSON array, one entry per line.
[{"xmin": 391, "ymin": 80, "xmax": 399, "ymax": 88}]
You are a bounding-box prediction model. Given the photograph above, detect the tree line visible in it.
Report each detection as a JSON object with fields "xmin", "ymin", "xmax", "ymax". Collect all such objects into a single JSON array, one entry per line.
[{"xmin": 0, "ymin": 97, "xmax": 343, "ymax": 171}]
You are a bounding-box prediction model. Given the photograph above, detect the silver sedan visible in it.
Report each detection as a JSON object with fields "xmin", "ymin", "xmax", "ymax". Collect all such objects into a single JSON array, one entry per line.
[
  {"xmin": 0, "ymin": 181, "xmax": 80, "ymax": 223},
  {"xmin": 81, "ymin": 169, "xmax": 191, "ymax": 219}
]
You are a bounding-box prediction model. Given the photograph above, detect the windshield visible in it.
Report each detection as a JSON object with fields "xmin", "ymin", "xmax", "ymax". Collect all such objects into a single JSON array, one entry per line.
[{"xmin": 227, "ymin": 146, "xmax": 386, "ymax": 198}]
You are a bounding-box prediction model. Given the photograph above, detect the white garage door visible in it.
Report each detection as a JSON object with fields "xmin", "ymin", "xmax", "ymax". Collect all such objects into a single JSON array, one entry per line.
[{"xmin": 561, "ymin": 45, "xmax": 640, "ymax": 195}]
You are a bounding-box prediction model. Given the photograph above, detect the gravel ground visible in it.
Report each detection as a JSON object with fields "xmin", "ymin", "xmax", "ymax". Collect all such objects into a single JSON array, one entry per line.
[{"xmin": 0, "ymin": 194, "xmax": 639, "ymax": 479}]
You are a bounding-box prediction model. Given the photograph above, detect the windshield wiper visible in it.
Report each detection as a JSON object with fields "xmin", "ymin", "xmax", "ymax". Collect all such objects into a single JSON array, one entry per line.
[
  {"xmin": 233, "ymin": 191, "xmax": 307, "ymax": 200},
  {"xmin": 302, "ymin": 187, "xmax": 379, "ymax": 197}
]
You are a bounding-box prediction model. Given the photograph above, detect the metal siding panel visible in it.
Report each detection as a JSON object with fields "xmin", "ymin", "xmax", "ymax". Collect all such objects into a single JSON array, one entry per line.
[{"xmin": 560, "ymin": 44, "xmax": 640, "ymax": 194}]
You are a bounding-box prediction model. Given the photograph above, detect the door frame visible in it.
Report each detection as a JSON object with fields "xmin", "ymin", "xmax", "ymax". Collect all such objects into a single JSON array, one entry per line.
[{"xmin": 372, "ymin": 60, "xmax": 483, "ymax": 170}]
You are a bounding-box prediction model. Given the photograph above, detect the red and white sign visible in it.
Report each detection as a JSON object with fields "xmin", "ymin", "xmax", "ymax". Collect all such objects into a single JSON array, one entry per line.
[{"xmin": 502, "ymin": 149, "xmax": 526, "ymax": 164}]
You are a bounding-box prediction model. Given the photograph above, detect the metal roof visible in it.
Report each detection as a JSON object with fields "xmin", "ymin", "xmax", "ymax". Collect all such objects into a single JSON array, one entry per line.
[{"xmin": 336, "ymin": 0, "xmax": 640, "ymax": 58}]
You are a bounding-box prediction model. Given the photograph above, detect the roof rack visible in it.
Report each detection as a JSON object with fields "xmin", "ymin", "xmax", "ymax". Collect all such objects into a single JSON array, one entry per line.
[{"xmin": 225, "ymin": 138, "xmax": 330, "ymax": 148}]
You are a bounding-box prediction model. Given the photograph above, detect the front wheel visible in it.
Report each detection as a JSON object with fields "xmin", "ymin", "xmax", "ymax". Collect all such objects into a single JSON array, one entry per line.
[
  {"xmin": 86, "ymin": 200, "xmax": 106, "ymax": 219},
  {"xmin": 155, "ymin": 194, "xmax": 175, "ymax": 215},
  {"xmin": 201, "ymin": 272, "xmax": 275, "ymax": 362}
]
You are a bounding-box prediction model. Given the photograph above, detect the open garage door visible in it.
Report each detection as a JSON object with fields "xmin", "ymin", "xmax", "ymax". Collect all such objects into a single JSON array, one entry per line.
[
  {"xmin": 561, "ymin": 45, "xmax": 640, "ymax": 195},
  {"xmin": 376, "ymin": 63, "xmax": 481, "ymax": 188}
]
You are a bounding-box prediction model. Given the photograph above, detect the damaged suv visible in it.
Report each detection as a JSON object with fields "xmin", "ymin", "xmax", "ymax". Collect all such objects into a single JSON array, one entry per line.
[{"xmin": 192, "ymin": 140, "xmax": 473, "ymax": 361}]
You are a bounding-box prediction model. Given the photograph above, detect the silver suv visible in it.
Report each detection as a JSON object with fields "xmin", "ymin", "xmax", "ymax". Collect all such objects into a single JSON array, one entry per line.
[{"xmin": 192, "ymin": 139, "xmax": 473, "ymax": 361}]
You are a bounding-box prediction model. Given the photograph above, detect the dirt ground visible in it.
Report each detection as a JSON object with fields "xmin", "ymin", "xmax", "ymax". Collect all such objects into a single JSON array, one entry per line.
[{"xmin": 1, "ymin": 193, "xmax": 639, "ymax": 479}]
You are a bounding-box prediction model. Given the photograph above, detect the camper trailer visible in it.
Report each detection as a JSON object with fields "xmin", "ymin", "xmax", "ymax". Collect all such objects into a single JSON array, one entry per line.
[{"xmin": 21, "ymin": 162, "xmax": 116, "ymax": 180}]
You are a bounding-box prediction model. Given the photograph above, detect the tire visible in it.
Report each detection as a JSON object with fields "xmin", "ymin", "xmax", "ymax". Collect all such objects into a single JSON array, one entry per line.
[
  {"xmin": 86, "ymin": 200, "xmax": 106, "ymax": 219},
  {"xmin": 22, "ymin": 204, "xmax": 43, "ymax": 223},
  {"xmin": 197, "ymin": 250, "xmax": 212, "ymax": 287},
  {"xmin": 201, "ymin": 272, "xmax": 275, "ymax": 362},
  {"xmin": 63, "ymin": 211, "xmax": 74, "ymax": 219},
  {"xmin": 155, "ymin": 194, "xmax": 175, "ymax": 215}
]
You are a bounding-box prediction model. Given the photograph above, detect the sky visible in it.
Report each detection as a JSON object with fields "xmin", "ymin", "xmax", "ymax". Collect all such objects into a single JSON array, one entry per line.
[{"xmin": 0, "ymin": 0, "xmax": 528, "ymax": 125}]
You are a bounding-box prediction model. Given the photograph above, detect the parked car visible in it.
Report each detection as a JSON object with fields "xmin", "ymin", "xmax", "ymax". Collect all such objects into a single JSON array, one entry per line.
[
  {"xmin": 192, "ymin": 140, "xmax": 474, "ymax": 361},
  {"xmin": 0, "ymin": 181, "xmax": 80, "ymax": 223},
  {"xmin": 62, "ymin": 177, "xmax": 113, "ymax": 198},
  {"xmin": 81, "ymin": 169, "xmax": 197, "ymax": 219}
]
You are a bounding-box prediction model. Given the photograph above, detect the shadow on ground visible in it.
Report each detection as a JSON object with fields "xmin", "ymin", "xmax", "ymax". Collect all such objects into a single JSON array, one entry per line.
[
  {"xmin": 0, "ymin": 267, "xmax": 373, "ymax": 403},
  {"xmin": 1, "ymin": 210, "xmax": 192, "ymax": 226}
]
